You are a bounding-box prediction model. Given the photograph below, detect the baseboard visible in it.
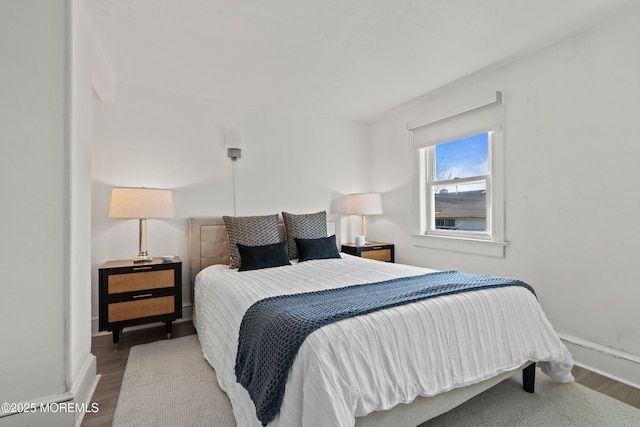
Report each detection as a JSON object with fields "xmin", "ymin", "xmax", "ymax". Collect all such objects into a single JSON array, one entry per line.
[
  {"xmin": 560, "ymin": 334, "xmax": 640, "ymax": 390},
  {"xmin": 91, "ymin": 304, "xmax": 193, "ymax": 336},
  {"xmin": 70, "ymin": 354, "xmax": 99, "ymax": 427}
]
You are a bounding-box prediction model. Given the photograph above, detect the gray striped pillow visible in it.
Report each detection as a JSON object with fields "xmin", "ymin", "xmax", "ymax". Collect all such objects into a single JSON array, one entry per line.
[
  {"xmin": 282, "ymin": 211, "xmax": 327, "ymax": 260},
  {"xmin": 223, "ymin": 214, "xmax": 281, "ymax": 269}
]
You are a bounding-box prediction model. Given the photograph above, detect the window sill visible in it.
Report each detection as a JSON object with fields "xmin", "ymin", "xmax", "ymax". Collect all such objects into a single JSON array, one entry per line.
[{"xmin": 411, "ymin": 234, "xmax": 508, "ymax": 258}]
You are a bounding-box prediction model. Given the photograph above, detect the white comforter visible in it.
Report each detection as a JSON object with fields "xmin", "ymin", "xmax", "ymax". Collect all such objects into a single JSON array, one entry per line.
[{"xmin": 195, "ymin": 255, "xmax": 573, "ymax": 427}]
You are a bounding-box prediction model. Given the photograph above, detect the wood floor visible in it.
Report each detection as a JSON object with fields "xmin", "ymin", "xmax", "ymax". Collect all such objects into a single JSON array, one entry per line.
[{"xmin": 81, "ymin": 321, "xmax": 640, "ymax": 427}]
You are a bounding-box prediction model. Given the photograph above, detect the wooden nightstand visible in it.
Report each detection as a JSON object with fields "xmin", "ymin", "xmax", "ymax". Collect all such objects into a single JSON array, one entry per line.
[
  {"xmin": 99, "ymin": 257, "xmax": 182, "ymax": 350},
  {"xmin": 341, "ymin": 242, "xmax": 395, "ymax": 263}
]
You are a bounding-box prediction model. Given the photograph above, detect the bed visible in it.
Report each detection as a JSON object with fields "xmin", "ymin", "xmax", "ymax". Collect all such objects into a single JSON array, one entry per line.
[{"xmin": 189, "ymin": 215, "xmax": 574, "ymax": 427}]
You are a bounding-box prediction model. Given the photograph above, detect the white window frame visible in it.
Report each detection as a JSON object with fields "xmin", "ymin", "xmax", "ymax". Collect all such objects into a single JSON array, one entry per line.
[{"xmin": 409, "ymin": 91, "xmax": 508, "ymax": 258}]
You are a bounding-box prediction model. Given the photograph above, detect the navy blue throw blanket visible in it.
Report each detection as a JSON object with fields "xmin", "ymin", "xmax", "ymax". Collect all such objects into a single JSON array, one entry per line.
[{"xmin": 235, "ymin": 271, "xmax": 535, "ymax": 426}]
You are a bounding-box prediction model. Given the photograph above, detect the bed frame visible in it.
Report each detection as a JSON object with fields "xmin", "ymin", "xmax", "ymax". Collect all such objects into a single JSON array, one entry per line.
[{"xmin": 188, "ymin": 216, "xmax": 534, "ymax": 426}]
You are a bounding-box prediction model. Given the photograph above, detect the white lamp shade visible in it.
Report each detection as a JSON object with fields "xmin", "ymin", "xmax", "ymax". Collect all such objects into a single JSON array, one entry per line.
[
  {"xmin": 109, "ymin": 187, "xmax": 174, "ymax": 219},
  {"xmin": 346, "ymin": 193, "xmax": 383, "ymax": 215}
]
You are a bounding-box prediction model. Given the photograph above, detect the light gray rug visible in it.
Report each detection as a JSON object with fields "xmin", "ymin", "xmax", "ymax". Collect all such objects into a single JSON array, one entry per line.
[
  {"xmin": 112, "ymin": 335, "xmax": 235, "ymax": 427},
  {"xmin": 113, "ymin": 335, "xmax": 640, "ymax": 427}
]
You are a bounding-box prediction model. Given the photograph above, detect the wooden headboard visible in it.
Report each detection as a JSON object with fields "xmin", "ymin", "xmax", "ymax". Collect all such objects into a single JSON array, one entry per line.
[{"xmin": 188, "ymin": 215, "xmax": 341, "ymax": 282}]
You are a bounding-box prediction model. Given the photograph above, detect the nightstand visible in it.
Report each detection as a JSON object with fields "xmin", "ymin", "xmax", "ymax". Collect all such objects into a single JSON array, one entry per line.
[
  {"xmin": 99, "ymin": 257, "xmax": 182, "ymax": 350},
  {"xmin": 341, "ymin": 242, "xmax": 395, "ymax": 263}
]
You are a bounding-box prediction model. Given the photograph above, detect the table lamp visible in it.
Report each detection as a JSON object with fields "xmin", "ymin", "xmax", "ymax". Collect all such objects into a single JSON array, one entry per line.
[
  {"xmin": 109, "ymin": 187, "xmax": 174, "ymax": 262},
  {"xmin": 346, "ymin": 193, "xmax": 383, "ymax": 245}
]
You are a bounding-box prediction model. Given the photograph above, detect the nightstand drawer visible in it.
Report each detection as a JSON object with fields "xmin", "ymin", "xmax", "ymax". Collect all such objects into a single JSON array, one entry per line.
[
  {"xmin": 108, "ymin": 295, "xmax": 175, "ymax": 323},
  {"xmin": 341, "ymin": 242, "xmax": 395, "ymax": 263},
  {"xmin": 361, "ymin": 249, "xmax": 392, "ymax": 262},
  {"xmin": 107, "ymin": 269, "xmax": 175, "ymax": 294}
]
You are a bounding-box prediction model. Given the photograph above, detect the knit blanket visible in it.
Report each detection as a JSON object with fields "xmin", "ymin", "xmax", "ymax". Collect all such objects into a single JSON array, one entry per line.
[{"xmin": 235, "ymin": 270, "xmax": 535, "ymax": 426}]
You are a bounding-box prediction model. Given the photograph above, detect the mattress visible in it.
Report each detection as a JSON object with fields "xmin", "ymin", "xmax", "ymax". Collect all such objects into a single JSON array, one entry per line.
[{"xmin": 195, "ymin": 254, "xmax": 574, "ymax": 427}]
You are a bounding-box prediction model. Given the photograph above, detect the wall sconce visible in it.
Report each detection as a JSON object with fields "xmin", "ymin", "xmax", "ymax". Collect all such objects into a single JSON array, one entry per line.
[
  {"xmin": 222, "ymin": 127, "xmax": 244, "ymax": 214},
  {"xmin": 227, "ymin": 147, "xmax": 242, "ymax": 161},
  {"xmin": 223, "ymin": 128, "xmax": 243, "ymax": 161},
  {"xmin": 109, "ymin": 187, "xmax": 175, "ymax": 262}
]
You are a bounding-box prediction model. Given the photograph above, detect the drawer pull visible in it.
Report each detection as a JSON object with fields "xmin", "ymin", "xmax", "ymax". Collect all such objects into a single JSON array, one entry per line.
[
  {"xmin": 133, "ymin": 293, "xmax": 153, "ymax": 299},
  {"xmin": 371, "ymin": 247, "xmax": 382, "ymax": 250},
  {"xmin": 133, "ymin": 266, "xmax": 153, "ymax": 271}
]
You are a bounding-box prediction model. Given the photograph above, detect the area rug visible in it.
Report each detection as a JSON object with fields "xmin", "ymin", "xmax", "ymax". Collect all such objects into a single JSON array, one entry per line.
[
  {"xmin": 113, "ymin": 335, "xmax": 640, "ymax": 427},
  {"xmin": 112, "ymin": 335, "xmax": 235, "ymax": 427}
]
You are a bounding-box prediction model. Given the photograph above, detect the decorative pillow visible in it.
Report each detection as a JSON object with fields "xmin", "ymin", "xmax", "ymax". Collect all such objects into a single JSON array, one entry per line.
[
  {"xmin": 294, "ymin": 235, "xmax": 341, "ymax": 262},
  {"xmin": 282, "ymin": 211, "xmax": 327, "ymax": 260},
  {"xmin": 223, "ymin": 214, "xmax": 281, "ymax": 269},
  {"xmin": 236, "ymin": 241, "xmax": 291, "ymax": 272}
]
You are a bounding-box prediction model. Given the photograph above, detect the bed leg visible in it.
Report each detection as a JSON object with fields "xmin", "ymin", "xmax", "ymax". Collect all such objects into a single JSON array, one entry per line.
[{"xmin": 523, "ymin": 362, "xmax": 536, "ymax": 393}]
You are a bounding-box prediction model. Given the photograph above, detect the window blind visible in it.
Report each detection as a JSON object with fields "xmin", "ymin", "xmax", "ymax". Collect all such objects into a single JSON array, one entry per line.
[{"xmin": 409, "ymin": 91, "xmax": 503, "ymax": 148}]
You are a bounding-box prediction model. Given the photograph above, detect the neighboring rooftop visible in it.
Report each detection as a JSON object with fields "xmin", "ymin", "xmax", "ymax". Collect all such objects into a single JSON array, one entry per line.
[{"xmin": 434, "ymin": 190, "xmax": 486, "ymax": 219}]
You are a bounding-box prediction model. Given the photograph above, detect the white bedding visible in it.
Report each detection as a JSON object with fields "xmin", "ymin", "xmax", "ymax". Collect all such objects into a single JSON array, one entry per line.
[{"xmin": 195, "ymin": 254, "xmax": 574, "ymax": 427}]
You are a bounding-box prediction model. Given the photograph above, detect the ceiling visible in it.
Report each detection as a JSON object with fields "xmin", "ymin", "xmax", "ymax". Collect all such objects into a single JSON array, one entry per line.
[{"xmin": 85, "ymin": 0, "xmax": 634, "ymax": 122}]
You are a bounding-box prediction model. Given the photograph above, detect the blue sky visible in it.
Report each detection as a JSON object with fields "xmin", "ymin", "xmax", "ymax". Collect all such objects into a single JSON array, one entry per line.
[{"xmin": 435, "ymin": 132, "xmax": 489, "ymax": 181}]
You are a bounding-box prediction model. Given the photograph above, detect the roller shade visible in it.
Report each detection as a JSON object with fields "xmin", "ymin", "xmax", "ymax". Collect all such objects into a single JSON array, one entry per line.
[{"xmin": 409, "ymin": 91, "xmax": 503, "ymax": 148}]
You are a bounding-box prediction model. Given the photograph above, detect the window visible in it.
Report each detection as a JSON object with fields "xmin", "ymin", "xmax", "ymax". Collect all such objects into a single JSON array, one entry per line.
[
  {"xmin": 409, "ymin": 91, "xmax": 507, "ymax": 257},
  {"xmin": 428, "ymin": 132, "xmax": 490, "ymax": 235}
]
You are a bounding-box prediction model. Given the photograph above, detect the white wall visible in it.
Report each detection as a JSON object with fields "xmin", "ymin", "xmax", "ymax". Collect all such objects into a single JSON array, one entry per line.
[
  {"xmin": 370, "ymin": 6, "xmax": 640, "ymax": 387},
  {"xmin": 1, "ymin": 0, "xmax": 96, "ymax": 425},
  {"xmin": 91, "ymin": 83, "xmax": 371, "ymax": 333},
  {"xmin": 0, "ymin": 0, "xmax": 67, "ymax": 405}
]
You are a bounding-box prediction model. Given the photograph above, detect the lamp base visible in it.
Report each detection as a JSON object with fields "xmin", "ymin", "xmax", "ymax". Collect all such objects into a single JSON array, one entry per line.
[
  {"xmin": 134, "ymin": 220, "xmax": 152, "ymax": 263},
  {"xmin": 133, "ymin": 252, "xmax": 153, "ymax": 263}
]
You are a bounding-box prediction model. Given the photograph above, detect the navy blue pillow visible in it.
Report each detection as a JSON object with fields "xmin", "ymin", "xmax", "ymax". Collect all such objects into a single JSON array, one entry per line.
[
  {"xmin": 236, "ymin": 241, "xmax": 291, "ymax": 272},
  {"xmin": 294, "ymin": 235, "xmax": 341, "ymax": 262}
]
